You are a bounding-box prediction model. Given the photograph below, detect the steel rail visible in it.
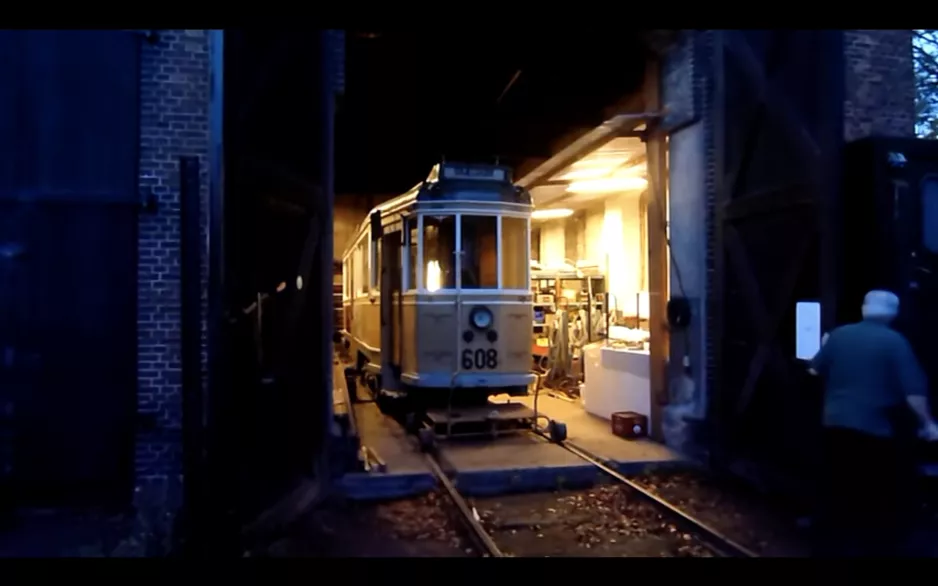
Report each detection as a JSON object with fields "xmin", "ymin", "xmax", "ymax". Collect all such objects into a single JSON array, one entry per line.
[
  {"xmin": 533, "ymin": 430, "xmax": 759, "ymax": 558},
  {"xmin": 423, "ymin": 453, "xmax": 504, "ymax": 558}
]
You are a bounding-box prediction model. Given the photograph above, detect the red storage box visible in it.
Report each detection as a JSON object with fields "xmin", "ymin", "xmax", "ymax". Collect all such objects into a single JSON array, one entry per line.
[{"xmin": 611, "ymin": 411, "xmax": 647, "ymax": 440}]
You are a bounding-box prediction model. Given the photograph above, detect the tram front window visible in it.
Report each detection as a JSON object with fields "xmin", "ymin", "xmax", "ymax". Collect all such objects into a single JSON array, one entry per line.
[
  {"xmin": 423, "ymin": 215, "xmax": 456, "ymax": 292},
  {"xmin": 501, "ymin": 216, "xmax": 528, "ymax": 290},
  {"xmin": 460, "ymin": 215, "xmax": 498, "ymax": 289}
]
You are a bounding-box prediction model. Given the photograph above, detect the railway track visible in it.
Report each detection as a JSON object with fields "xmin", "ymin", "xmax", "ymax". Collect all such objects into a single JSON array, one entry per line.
[
  {"xmin": 337, "ymin": 355, "xmax": 760, "ymax": 557},
  {"xmin": 423, "ymin": 429, "xmax": 760, "ymax": 558}
]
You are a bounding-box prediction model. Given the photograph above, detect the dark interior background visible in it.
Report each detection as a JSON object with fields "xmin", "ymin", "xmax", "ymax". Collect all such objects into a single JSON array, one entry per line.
[
  {"xmin": 218, "ymin": 29, "xmax": 652, "ymax": 538},
  {"xmin": 337, "ymin": 30, "xmax": 651, "ymax": 195}
]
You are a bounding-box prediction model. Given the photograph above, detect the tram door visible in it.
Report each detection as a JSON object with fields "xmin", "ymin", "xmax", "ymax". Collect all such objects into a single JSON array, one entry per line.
[{"xmin": 380, "ymin": 230, "xmax": 403, "ymax": 389}]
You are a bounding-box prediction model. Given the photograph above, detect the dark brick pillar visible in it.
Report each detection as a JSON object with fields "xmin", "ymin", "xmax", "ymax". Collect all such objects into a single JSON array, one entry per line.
[
  {"xmin": 844, "ymin": 30, "xmax": 916, "ymax": 141},
  {"xmin": 136, "ymin": 30, "xmax": 211, "ymax": 517}
]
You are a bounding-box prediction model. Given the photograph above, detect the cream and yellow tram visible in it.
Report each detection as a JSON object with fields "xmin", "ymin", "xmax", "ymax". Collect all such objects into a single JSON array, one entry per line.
[{"xmin": 341, "ymin": 162, "xmax": 539, "ymax": 425}]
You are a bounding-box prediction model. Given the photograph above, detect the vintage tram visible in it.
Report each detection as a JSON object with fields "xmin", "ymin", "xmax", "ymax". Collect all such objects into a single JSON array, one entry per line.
[{"xmin": 340, "ymin": 162, "xmax": 561, "ymax": 444}]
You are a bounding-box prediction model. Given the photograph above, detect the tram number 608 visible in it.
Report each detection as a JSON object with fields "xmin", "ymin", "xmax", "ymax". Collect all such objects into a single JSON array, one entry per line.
[{"xmin": 462, "ymin": 348, "xmax": 498, "ymax": 370}]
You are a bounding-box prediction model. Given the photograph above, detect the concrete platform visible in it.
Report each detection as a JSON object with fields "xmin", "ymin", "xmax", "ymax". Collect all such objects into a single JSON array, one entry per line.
[
  {"xmin": 331, "ymin": 359, "xmax": 435, "ymax": 501},
  {"xmin": 515, "ymin": 392, "xmax": 686, "ymax": 474},
  {"xmin": 333, "ymin": 357, "xmax": 686, "ymax": 501},
  {"xmin": 337, "ymin": 401, "xmax": 436, "ymax": 500},
  {"xmin": 434, "ymin": 393, "xmax": 685, "ymax": 496},
  {"xmin": 439, "ymin": 434, "xmax": 605, "ymax": 497}
]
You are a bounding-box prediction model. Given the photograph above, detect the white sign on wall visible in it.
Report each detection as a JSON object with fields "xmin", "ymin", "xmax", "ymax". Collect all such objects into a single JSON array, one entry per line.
[{"xmin": 795, "ymin": 301, "xmax": 822, "ymax": 360}]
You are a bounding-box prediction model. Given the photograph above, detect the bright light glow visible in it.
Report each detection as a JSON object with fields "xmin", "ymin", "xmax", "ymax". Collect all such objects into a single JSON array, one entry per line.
[
  {"xmin": 426, "ymin": 260, "xmax": 441, "ymax": 292},
  {"xmin": 571, "ymin": 153, "xmax": 627, "ymax": 168},
  {"xmin": 532, "ymin": 208, "xmax": 574, "ymax": 220},
  {"xmin": 560, "ymin": 166, "xmax": 615, "ymax": 181},
  {"xmin": 567, "ymin": 177, "xmax": 647, "ymax": 194}
]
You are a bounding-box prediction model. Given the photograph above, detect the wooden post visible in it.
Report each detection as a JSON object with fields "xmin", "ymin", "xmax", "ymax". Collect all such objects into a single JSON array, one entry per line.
[{"xmin": 643, "ymin": 58, "xmax": 670, "ymax": 443}]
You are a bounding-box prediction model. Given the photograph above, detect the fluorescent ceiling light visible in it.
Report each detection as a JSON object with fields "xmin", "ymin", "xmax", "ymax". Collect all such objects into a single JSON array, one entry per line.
[
  {"xmin": 566, "ymin": 177, "xmax": 647, "ymax": 194},
  {"xmin": 560, "ymin": 158, "xmax": 645, "ymax": 183},
  {"xmin": 532, "ymin": 208, "xmax": 574, "ymax": 220},
  {"xmin": 560, "ymin": 167, "xmax": 614, "ymax": 181}
]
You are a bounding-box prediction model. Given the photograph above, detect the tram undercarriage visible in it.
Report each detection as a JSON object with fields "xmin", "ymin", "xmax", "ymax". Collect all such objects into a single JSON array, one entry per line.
[{"xmin": 342, "ymin": 357, "xmax": 567, "ymax": 452}]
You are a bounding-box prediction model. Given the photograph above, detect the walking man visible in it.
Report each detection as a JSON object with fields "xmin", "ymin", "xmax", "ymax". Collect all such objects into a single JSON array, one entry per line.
[{"xmin": 809, "ymin": 290, "xmax": 938, "ymax": 557}]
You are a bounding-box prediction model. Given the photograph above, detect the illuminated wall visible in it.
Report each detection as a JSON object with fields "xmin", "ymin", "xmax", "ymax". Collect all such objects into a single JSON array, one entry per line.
[
  {"xmin": 538, "ymin": 189, "xmax": 649, "ymax": 318},
  {"xmin": 584, "ymin": 207, "xmax": 605, "ymax": 262},
  {"xmin": 603, "ymin": 191, "xmax": 646, "ymax": 317},
  {"xmin": 539, "ymin": 221, "xmax": 567, "ymax": 266}
]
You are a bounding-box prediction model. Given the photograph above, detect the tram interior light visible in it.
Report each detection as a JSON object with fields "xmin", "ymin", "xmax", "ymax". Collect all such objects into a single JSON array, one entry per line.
[{"xmin": 427, "ymin": 260, "xmax": 442, "ymax": 292}]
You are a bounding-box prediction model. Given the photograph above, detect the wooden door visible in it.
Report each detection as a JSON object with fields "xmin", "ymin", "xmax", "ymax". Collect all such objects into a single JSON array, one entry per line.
[
  {"xmin": 381, "ymin": 231, "xmax": 403, "ymax": 388},
  {"xmin": 0, "ymin": 30, "xmax": 141, "ymax": 506},
  {"xmin": 709, "ymin": 30, "xmax": 844, "ymax": 485}
]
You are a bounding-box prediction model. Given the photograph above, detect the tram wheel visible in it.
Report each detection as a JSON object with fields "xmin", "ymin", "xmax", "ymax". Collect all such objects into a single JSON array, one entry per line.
[
  {"xmin": 418, "ymin": 428, "xmax": 436, "ymax": 453},
  {"xmin": 548, "ymin": 420, "xmax": 567, "ymax": 444},
  {"xmin": 405, "ymin": 412, "xmax": 421, "ymax": 434}
]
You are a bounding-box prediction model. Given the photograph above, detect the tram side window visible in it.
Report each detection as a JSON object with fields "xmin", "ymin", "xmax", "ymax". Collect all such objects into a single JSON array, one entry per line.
[
  {"xmin": 923, "ymin": 178, "xmax": 938, "ymax": 254},
  {"xmin": 355, "ymin": 240, "xmax": 369, "ymax": 297},
  {"xmin": 501, "ymin": 217, "xmax": 529, "ymax": 290},
  {"xmin": 371, "ymin": 238, "xmax": 382, "ymax": 290},
  {"xmin": 460, "ymin": 215, "xmax": 498, "ymax": 289},
  {"xmin": 343, "ymin": 260, "xmax": 349, "ymax": 299},
  {"xmin": 407, "ymin": 217, "xmax": 418, "ymax": 290},
  {"xmin": 424, "ymin": 216, "xmax": 456, "ymax": 292}
]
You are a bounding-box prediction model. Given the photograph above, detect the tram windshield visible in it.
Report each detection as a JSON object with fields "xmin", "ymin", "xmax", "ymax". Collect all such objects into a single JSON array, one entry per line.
[
  {"xmin": 422, "ymin": 214, "xmax": 529, "ymax": 291},
  {"xmin": 460, "ymin": 216, "xmax": 498, "ymax": 289},
  {"xmin": 501, "ymin": 216, "xmax": 528, "ymax": 289}
]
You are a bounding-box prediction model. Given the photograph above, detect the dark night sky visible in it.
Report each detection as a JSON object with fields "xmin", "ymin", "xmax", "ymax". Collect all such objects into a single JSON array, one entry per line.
[{"xmin": 334, "ymin": 30, "xmax": 650, "ymax": 196}]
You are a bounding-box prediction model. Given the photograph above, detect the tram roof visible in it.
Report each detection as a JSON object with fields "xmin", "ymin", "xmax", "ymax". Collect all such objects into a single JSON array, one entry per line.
[{"xmin": 350, "ymin": 163, "xmax": 532, "ymax": 238}]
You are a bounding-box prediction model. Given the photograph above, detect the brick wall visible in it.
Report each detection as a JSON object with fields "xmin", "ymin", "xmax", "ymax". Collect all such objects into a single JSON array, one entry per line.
[
  {"xmin": 844, "ymin": 30, "xmax": 916, "ymax": 141},
  {"xmin": 136, "ymin": 30, "xmax": 211, "ymax": 508}
]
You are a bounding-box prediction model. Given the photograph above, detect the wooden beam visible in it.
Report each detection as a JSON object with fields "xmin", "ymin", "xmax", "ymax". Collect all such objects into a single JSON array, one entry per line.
[
  {"xmin": 517, "ymin": 113, "xmax": 660, "ymax": 189},
  {"xmin": 722, "ymin": 183, "xmax": 815, "ymax": 222},
  {"xmin": 723, "ymin": 31, "xmax": 821, "ymax": 177},
  {"xmin": 644, "ymin": 58, "xmax": 669, "ymax": 443},
  {"xmin": 724, "ymin": 102, "xmax": 766, "ymax": 202},
  {"xmin": 725, "ymin": 224, "xmax": 815, "ymax": 416}
]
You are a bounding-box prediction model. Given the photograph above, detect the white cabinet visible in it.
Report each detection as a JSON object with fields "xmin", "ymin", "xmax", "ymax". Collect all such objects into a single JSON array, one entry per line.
[{"xmin": 581, "ymin": 344, "xmax": 651, "ymax": 422}]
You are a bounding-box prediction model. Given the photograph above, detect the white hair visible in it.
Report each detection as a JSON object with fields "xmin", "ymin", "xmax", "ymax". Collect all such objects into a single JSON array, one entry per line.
[{"xmin": 861, "ymin": 290, "xmax": 900, "ymax": 322}]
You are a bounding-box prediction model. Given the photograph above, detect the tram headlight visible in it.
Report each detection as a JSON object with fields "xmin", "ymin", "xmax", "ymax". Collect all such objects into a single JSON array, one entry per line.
[{"xmin": 469, "ymin": 306, "xmax": 494, "ymax": 330}]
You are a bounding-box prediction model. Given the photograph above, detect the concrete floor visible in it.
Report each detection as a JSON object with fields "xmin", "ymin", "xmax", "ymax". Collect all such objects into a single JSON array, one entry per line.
[
  {"xmin": 439, "ymin": 433, "xmax": 603, "ymax": 497},
  {"xmin": 332, "ymin": 360, "xmax": 434, "ymax": 501},
  {"xmin": 337, "ymin": 400, "xmax": 437, "ymax": 501},
  {"xmin": 433, "ymin": 393, "xmax": 686, "ymax": 496},
  {"xmin": 352, "ymin": 401, "xmax": 427, "ymax": 475},
  {"xmin": 334, "ymin": 361, "xmax": 686, "ymax": 500},
  {"xmin": 514, "ymin": 393, "xmax": 684, "ymax": 473}
]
